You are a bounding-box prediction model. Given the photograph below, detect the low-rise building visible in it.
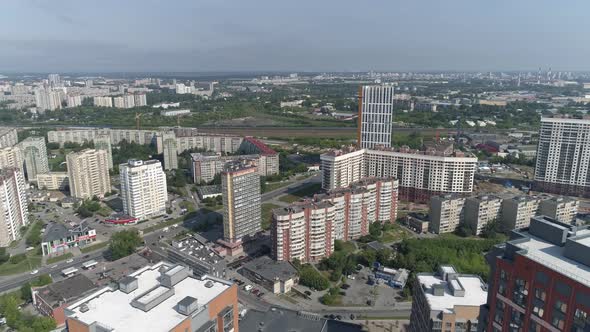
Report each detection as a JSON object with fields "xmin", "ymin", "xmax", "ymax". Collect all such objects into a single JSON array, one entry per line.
[
  {"xmin": 409, "ymin": 265, "xmax": 487, "ymax": 332},
  {"xmin": 404, "ymin": 212, "xmax": 429, "ymax": 234},
  {"xmin": 64, "ymin": 262, "xmax": 239, "ymax": 332},
  {"xmin": 161, "ymin": 109, "xmax": 191, "ymax": 117},
  {"xmin": 538, "ymin": 196, "xmax": 578, "ymax": 224},
  {"xmin": 32, "ymin": 274, "xmax": 96, "ymax": 327},
  {"xmin": 41, "ymin": 222, "xmax": 97, "ymax": 256},
  {"xmin": 374, "ymin": 264, "xmax": 410, "ymax": 288},
  {"xmin": 429, "ymin": 195, "xmax": 466, "ymax": 234},
  {"xmin": 464, "ymin": 194, "xmax": 503, "ymax": 235},
  {"xmin": 241, "ymin": 256, "xmax": 298, "ymax": 294},
  {"xmin": 36, "ymin": 172, "xmax": 69, "ymax": 190}
]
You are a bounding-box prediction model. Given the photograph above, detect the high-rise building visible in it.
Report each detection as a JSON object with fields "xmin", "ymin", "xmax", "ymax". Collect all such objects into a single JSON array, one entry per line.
[
  {"xmin": 119, "ymin": 160, "xmax": 167, "ymax": 220},
  {"xmin": 66, "ymin": 95, "xmax": 82, "ymax": 108},
  {"xmin": 221, "ymin": 163, "xmax": 261, "ymax": 244},
  {"xmin": 538, "ymin": 196, "xmax": 579, "ymax": 224},
  {"xmin": 93, "ymin": 134, "xmax": 113, "ymax": 169},
  {"xmin": 238, "ymin": 137, "xmax": 280, "ymax": 176},
  {"xmin": 322, "ymin": 147, "xmax": 477, "ymax": 202},
  {"xmin": 159, "ymin": 131, "xmax": 179, "ymax": 170},
  {"xmin": 429, "ymin": 195, "xmax": 466, "ymax": 234},
  {"xmin": 483, "ymin": 216, "xmax": 590, "ymax": 332},
  {"xmin": 47, "ymin": 74, "xmax": 61, "ymax": 86},
  {"xmin": 272, "ymin": 201, "xmax": 335, "ymax": 263},
  {"xmin": 464, "ymin": 194, "xmax": 503, "ymax": 235},
  {"xmin": 0, "ymin": 128, "xmax": 18, "ymax": 148},
  {"xmin": 358, "ymin": 85, "xmax": 395, "ymax": 149},
  {"xmin": 534, "ymin": 116, "xmax": 590, "ymax": 197},
  {"xmin": 0, "ymin": 168, "xmax": 29, "ymax": 247},
  {"xmin": 35, "ymin": 88, "xmax": 62, "ymax": 111},
  {"xmin": 93, "ymin": 96, "xmax": 113, "ymax": 107},
  {"xmin": 64, "ymin": 263, "xmax": 239, "ymax": 332},
  {"xmin": 0, "ymin": 146, "xmax": 23, "ymax": 174},
  {"xmin": 501, "ymin": 195, "xmax": 541, "ymax": 230},
  {"xmin": 113, "ymin": 96, "xmax": 125, "ymax": 108},
  {"xmin": 134, "ymin": 93, "xmax": 147, "ymax": 107},
  {"xmin": 123, "ymin": 94, "xmax": 135, "ymax": 108},
  {"xmin": 17, "ymin": 136, "xmax": 49, "ymax": 182},
  {"xmin": 409, "ymin": 265, "xmax": 487, "ymax": 332},
  {"xmin": 66, "ymin": 149, "xmax": 111, "ymax": 199}
]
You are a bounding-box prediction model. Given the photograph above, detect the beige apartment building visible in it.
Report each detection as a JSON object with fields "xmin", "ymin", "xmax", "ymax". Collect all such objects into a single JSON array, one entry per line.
[
  {"xmin": 464, "ymin": 194, "xmax": 503, "ymax": 235},
  {"xmin": 538, "ymin": 196, "xmax": 579, "ymax": 224},
  {"xmin": 66, "ymin": 149, "xmax": 111, "ymax": 199},
  {"xmin": 0, "ymin": 146, "xmax": 23, "ymax": 174},
  {"xmin": 36, "ymin": 172, "xmax": 69, "ymax": 191},
  {"xmin": 501, "ymin": 195, "xmax": 541, "ymax": 230},
  {"xmin": 429, "ymin": 195, "xmax": 466, "ymax": 234},
  {"xmin": 0, "ymin": 169, "xmax": 29, "ymax": 247}
]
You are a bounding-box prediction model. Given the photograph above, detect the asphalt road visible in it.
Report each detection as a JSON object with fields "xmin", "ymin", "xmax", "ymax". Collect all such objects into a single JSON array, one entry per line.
[{"xmin": 0, "ymin": 173, "xmax": 322, "ymax": 294}]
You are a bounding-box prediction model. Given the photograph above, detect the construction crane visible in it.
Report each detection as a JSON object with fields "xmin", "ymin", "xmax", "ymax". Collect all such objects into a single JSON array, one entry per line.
[{"xmin": 135, "ymin": 112, "xmax": 143, "ymax": 130}]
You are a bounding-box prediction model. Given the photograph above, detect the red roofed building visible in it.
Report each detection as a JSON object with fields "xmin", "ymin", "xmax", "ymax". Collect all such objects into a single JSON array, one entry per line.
[{"xmin": 239, "ymin": 137, "xmax": 279, "ymax": 175}]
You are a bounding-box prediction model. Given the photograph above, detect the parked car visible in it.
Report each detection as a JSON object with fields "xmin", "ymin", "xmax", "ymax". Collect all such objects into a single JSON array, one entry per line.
[
  {"xmin": 341, "ymin": 284, "xmax": 350, "ymax": 290},
  {"xmin": 30, "ymin": 269, "xmax": 38, "ymax": 275},
  {"xmin": 66, "ymin": 258, "xmax": 74, "ymax": 263},
  {"xmin": 304, "ymin": 290, "xmax": 312, "ymax": 296}
]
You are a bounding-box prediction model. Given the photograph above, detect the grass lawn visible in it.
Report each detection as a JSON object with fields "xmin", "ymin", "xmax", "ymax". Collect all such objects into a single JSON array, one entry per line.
[
  {"xmin": 180, "ymin": 201, "xmax": 196, "ymax": 212},
  {"xmin": 48, "ymin": 154, "xmax": 66, "ymax": 172},
  {"xmin": 0, "ymin": 253, "xmax": 42, "ymax": 276},
  {"xmin": 80, "ymin": 241, "xmax": 108, "ymax": 253},
  {"xmin": 336, "ymin": 241, "xmax": 357, "ymax": 254},
  {"xmin": 379, "ymin": 224, "xmax": 410, "ymax": 243},
  {"xmin": 97, "ymin": 206, "xmax": 113, "ymax": 217},
  {"xmin": 261, "ymin": 203, "xmax": 281, "ymax": 230},
  {"xmin": 278, "ymin": 183, "xmax": 322, "ymax": 203},
  {"xmin": 46, "ymin": 252, "xmax": 73, "ymax": 265}
]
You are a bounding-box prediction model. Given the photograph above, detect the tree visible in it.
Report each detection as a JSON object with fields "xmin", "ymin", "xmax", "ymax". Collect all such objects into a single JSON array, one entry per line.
[
  {"xmin": 20, "ymin": 282, "xmax": 32, "ymax": 302},
  {"xmin": 298, "ymin": 265, "xmax": 330, "ymax": 291},
  {"xmin": 109, "ymin": 229, "xmax": 143, "ymax": 260}
]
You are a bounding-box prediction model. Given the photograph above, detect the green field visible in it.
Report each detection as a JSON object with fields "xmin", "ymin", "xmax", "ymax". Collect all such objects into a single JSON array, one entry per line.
[
  {"xmin": 261, "ymin": 203, "xmax": 281, "ymax": 230},
  {"xmin": 80, "ymin": 241, "xmax": 108, "ymax": 253},
  {"xmin": 278, "ymin": 183, "xmax": 322, "ymax": 203},
  {"xmin": 0, "ymin": 253, "xmax": 42, "ymax": 276}
]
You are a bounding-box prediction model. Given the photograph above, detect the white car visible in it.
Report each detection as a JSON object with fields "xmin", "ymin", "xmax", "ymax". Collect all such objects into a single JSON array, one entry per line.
[
  {"xmin": 30, "ymin": 269, "xmax": 38, "ymax": 275},
  {"xmin": 66, "ymin": 259, "xmax": 74, "ymax": 263}
]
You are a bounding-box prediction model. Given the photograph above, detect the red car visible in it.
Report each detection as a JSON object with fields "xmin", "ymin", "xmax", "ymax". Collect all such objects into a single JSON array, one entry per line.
[{"xmin": 252, "ymin": 289, "xmax": 260, "ymax": 295}]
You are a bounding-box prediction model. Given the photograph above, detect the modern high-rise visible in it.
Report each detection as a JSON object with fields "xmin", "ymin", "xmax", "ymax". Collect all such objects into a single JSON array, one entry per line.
[
  {"xmin": 464, "ymin": 194, "xmax": 503, "ymax": 235},
  {"xmin": 358, "ymin": 85, "xmax": 394, "ymax": 149},
  {"xmin": 483, "ymin": 216, "xmax": 590, "ymax": 332},
  {"xmin": 221, "ymin": 163, "xmax": 261, "ymax": 244},
  {"xmin": 120, "ymin": 160, "xmax": 167, "ymax": 220},
  {"xmin": 322, "ymin": 147, "xmax": 477, "ymax": 202},
  {"xmin": 159, "ymin": 131, "xmax": 179, "ymax": 170},
  {"xmin": 17, "ymin": 136, "xmax": 49, "ymax": 182},
  {"xmin": 429, "ymin": 195, "xmax": 466, "ymax": 234},
  {"xmin": 66, "ymin": 95, "xmax": 82, "ymax": 108},
  {"xmin": 534, "ymin": 116, "xmax": 590, "ymax": 197},
  {"xmin": 35, "ymin": 88, "xmax": 62, "ymax": 111},
  {"xmin": 538, "ymin": 196, "xmax": 579, "ymax": 224},
  {"xmin": 410, "ymin": 265, "xmax": 487, "ymax": 332},
  {"xmin": 93, "ymin": 134, "xmax": 113, "ymax": 169},
  {"xmin": 0, "ymin": 146, "xmax": 23, "ymax": 174},
  {"xmin": 48, "ymin": 74, "xmax": 61, "ymax": 86},
  {"xmin": 0, "ymin": 168, "xmax": 29, "ymax": 247},
  {"xmin": 272, "ymin": 201, "xmax": 335, "ymax": 263},
  {"xmin": 66, "ymin": 149, "xmax": 111, "ymax": 199}
]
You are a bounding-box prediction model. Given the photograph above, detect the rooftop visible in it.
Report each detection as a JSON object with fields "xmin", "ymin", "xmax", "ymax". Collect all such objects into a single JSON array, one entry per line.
[
  {"xmin": 66, "ymin": 262, "xmax": 232, "ymax": 332},
  {"xmin": 240, "ymin": 307, "xmax": 364, "ymax": 332},
  {"xmin": 34, "ymin": 274, "xmax": 96, "ymax": 306},
  {"xmin": 243, "ymin": 136, "xmax": 277, "ymax": 155},
  {"xmin": 417, "ymin": 272, "xmax": 488, "ymax": 313},
  {"xmin": 242, "ymin": 256, "xmax": 297, "ymax": 282}
]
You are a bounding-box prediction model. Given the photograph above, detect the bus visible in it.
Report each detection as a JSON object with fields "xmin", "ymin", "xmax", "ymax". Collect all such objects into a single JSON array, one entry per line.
[
  {"xmin": 82, "ymin": 260, "xmax": 98, "ymax": 270},
  {"xmin": 61, "ymin": 267, "xmax": 78, "ymax": 277}
]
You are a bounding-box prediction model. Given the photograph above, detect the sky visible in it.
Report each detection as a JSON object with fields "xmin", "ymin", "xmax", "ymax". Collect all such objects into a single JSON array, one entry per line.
[{"xmin": 1, "ymin": 0, "xmax": 589, "ymax": 73}]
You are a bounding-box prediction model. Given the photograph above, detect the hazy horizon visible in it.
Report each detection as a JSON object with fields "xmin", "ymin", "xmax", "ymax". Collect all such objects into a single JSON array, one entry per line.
[{"xmin": 2, "ymin": 0, "xmax": 589, "ymax": 73}]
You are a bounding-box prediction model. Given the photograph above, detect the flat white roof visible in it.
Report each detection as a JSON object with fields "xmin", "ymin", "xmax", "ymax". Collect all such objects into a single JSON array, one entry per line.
[
  {"xmin": 418, "ymin": 275, "xmax": 487, "ymax": 313},
  {"xmin": 66, "ymin": 262, "xmax": 231, "ymax": 332},
  {"xmin": 514, "ymin": 229, "xmax": 590, "ymax": 286}
]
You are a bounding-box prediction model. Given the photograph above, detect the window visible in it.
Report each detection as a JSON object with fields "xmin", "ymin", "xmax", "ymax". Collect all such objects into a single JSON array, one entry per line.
[
  {"xmin": 552, "ymin": 315, "xmax": 565, "ymax": 330},
  {"xmin": 534, "ymin": 288, "xmax": 546, "ymax": 302},
  {"xmin": 529, "ymin": 321, "xmax": 541, "ymax": 332},
  {"xmin": 554, "ymin": 299, "xmax": 568, "ymax": 314},
  {"xmin": 573, "ymin": 308, "xmax": 589, "ymax": 331},
  {"xmin": 513, "ymin": 278, "xmax": 529, "ymax": 307},
  {"xmin": 509, "ymin": 308, "xmax": 524, "ymax": 332},
  {"xmin": 495, "ymin": 300, "xmax": 505, "ymax": 324}
]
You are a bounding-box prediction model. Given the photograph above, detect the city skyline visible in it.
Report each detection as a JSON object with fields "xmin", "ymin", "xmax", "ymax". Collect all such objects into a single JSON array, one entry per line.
[{"xmin": 2, "ymin": 0, "xmax": 590, "ymax": 72}]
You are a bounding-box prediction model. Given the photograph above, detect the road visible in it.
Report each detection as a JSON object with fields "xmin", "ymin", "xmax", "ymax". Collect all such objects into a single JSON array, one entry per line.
[{"xmin": 0, "ymin": 173, "xmax": 321, "ymax": 294}]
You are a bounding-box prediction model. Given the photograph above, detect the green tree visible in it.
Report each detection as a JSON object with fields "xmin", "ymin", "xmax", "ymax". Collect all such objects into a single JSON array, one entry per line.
[
  {"xmin": 298, "ymin": 265, "xmax": 330, "ymax": 290},
  {"xmin": 109, "ymin": 229, "xmax": 143, "ymax": 260},
  {"xmin": 20, "ymin": 282, "xmax": 32, "ymax": 302}
]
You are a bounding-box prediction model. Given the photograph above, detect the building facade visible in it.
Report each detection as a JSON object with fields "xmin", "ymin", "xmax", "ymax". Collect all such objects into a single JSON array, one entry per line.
[
  {"xmin": 321, "ymin": 147, "xmax": 476, "ymax": 203},
  {"xmin": 160, "ymin": 131, "xmax": 179, "ymax": 170},
  {"xmin": 272, "ymin": 201, "xmax": 335, "ymax": 263},
  {"xmin": 238, "ymin": 137, "xmax": 280, "ymax": 176},
  {"xmin": 483, "ymin": 216, "xmax": 590, "ymax": 332},
  {"xmin": 534, "ymin": 116, "xmax": 590, "ymax": 197},
  {"xmin": 358, "ymin": 85, "xmax": 394, "ymax": 149},
  {"xmin": 41, "ymin": 222, "xmax": 97, "ymax": 256},
  {"xmin": 0, "ymin": 128, "xmax": 18, "ymax": 148},
  {"xmin": 410, "ymin": 265, "xmax": 487, "ymax": 332},
  {"xmin": 538, "ymin": 196, "xmax": 578, "ymax": 224},
  {"xmin": 191, "ymin": 153, "xmax": 276, "ymax": 183},
  {"xmin": 0, "ymin": 168, "xmax": 29, "ymax": 247},
  {"xmin": 37, "ymin": 172, "xmax": 69, "ymax": 191},
  {"xmin": 221, "ymin": 163, "xmax": 261, "ymax": 244},
  {"xmin": 66, "ymin": 149, "xmax": 111, "ymax": 199},
  {"xmin": 501, "ymin": 196, "xmax": 541, "ymax": 231},
  {"xmin": 119, "ymin": 160, "xmax": 167, "ymax": 220},
  {"xmin": 17, "ymin": 136, "xmax": 49, "ymax": 182},
  {"xmin": 0, "ymin": 146, "xmax": 24, "ymax": 174},
  {"xmin": 429, "ymin": 195, "xmax": 466, "ymax": 234},
  {"xmin": 93, "ymin": 134, "xmax": 113, "ymax": 170},
  {"xmin": 93, "ymin": 96, "xmax": 113, "ymax": 107},
  {"xmin": 464, "ymin": 195, "xmax": 503, "ymax": 235}
]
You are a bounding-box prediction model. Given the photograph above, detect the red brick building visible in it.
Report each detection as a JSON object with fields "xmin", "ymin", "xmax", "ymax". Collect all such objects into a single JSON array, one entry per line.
[{"xmin": 483, "ymin": 215, "xmax": 590, "ymax": 331}]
